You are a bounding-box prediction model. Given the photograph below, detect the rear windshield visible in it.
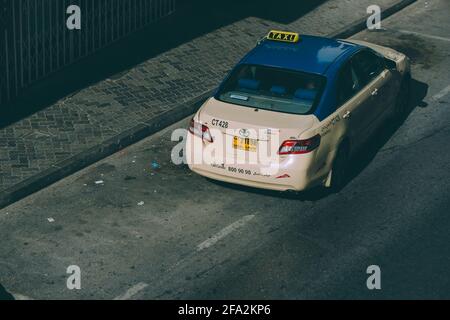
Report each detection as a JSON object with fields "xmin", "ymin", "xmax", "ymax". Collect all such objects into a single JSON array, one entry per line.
[{"xmin": 217, "ymin": 64, "xmax": 326, "ymax": 115}]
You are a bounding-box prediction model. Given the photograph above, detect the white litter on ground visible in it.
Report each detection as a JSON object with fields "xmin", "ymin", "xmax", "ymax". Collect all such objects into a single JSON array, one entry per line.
[
  {"xmin": 95, "ymin": 180, "xmax": 104, "ymax": 185},
  {"xmin": 137, "ymin": 201, "xmax": 145, "ymax": 206},
  {"xmin": 47, "ymin": 218, "xmax": 55, "ymax": 223}
]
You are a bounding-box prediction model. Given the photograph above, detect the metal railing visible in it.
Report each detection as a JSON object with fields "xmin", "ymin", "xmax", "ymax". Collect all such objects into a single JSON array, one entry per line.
[{"xmin": 0, "ymin": 0, "xmax": 176, "ymax": 107}]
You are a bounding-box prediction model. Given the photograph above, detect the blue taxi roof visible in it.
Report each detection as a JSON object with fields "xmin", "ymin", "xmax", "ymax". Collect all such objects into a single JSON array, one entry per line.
[
  {"xmin": 240, "ymin": 35, "xmax": 361, "ymax": 76},
  {"xmin": 214, "ymin": 34, "xmax": 370, "ymax": 121}
]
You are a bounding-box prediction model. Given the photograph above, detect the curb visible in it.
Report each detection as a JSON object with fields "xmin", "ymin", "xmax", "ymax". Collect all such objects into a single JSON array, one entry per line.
[
  {"xmin": 0, "ymin": 0, "xmax": 417, "ymax": 210},
  {"xmin": 0, "ymin": 91, "xmax": 212, "ymax": 209}
]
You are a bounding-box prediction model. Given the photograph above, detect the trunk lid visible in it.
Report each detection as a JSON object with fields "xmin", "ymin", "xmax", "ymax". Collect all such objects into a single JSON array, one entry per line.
[{"xmin": 198, "ymin": 98, "xmax": 318, "ymax": 158}]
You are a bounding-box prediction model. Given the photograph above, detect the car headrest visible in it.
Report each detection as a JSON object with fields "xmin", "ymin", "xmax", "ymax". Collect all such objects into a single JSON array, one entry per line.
[
  {"xmin": 294, "ymin": 88, "xmax": 317, "ymax": 101},
  {"xmin": 238, "ymin": 79, "xmax": 261, "ymax": 91},
  {"xmin": 270, "ymin": 85, "xmax": 287, "ymax": 95}
]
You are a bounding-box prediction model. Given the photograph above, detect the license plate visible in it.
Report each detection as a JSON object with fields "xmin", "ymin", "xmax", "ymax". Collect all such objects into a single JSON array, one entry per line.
[{"xmin": 233, "ymin": 136, "xmax": 257, "ymax": 152}]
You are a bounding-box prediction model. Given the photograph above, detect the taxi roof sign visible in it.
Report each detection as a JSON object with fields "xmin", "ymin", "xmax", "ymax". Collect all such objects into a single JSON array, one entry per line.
[{"xmin": 267, "ymin": 30, "xmax": 300, "ymax": 43}]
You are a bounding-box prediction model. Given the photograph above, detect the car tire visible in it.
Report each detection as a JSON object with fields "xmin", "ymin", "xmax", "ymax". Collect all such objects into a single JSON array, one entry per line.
[
  {"xmin": 393, "ymin": 74, "xmax": 411, "ymax": 120},
  {"xmin": 329, "ymin": 145, "xmax": 348, "ymax": 192}
]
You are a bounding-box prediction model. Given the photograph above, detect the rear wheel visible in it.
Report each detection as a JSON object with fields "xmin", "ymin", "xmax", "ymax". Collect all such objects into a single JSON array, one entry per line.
[{"xmin": 329, "ymin": 145, "xmax": 348, "ymax": 192}]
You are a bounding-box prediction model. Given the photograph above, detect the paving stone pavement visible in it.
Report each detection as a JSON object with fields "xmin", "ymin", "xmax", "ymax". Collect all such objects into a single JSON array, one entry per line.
[{"xmin": 0, "ymin": 0, "xmax": 403, "ymax": 204}]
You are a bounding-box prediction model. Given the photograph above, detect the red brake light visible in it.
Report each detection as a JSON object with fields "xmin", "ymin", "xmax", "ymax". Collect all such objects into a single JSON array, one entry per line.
[
  {"xmin": 278, "ymin": 135, "xmax": 321, "ymax": 155},
  {"xmin": 189, "ymin": 118, "xmax": 213, "ymax": 142}
]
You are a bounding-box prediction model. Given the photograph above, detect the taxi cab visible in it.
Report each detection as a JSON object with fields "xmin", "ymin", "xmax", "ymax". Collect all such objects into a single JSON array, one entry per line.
[{"xmin": 186, "ymin": 30, "xmax": 411, "ymax": 192}]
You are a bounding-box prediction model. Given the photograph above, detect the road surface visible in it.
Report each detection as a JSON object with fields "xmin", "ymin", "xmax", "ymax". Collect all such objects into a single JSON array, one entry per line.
[{"xmin": 1, "ymin": 0, "xmax": 449, "ymax": 299}]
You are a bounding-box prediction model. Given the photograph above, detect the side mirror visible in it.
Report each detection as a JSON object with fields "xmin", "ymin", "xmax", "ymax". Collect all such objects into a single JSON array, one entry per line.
[{"xmin": 384, "ymin": 58, "xmax": 397, "ymax": 70}]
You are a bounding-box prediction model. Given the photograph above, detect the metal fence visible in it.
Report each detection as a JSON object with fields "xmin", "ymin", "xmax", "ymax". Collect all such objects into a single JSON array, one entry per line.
[{"xmin": 0, "ymin": 0, "xmax": 176, "ymax": 107}]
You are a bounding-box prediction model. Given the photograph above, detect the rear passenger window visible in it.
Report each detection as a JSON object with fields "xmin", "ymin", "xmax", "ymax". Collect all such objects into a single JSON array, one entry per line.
[
  {"xmin": 337, "ymin": 62, "xmax": 361, "ymax": 106},
  {"xmin": 217, "ymin": 64, "xmax": 326, "ymax": 115},
  {"xmin": 352, "ymin": 50, "xmax": 385, "ymax": 86}
]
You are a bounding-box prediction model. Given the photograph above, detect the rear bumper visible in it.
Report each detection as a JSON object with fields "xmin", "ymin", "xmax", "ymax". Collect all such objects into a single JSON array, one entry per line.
[
  {"xmin": 188, "ymin": 160, "xmax": 322, "ymax": 192},
  {"xmin": 190, "ymin": 166, "xmax": 301, "ymax": 191},
  {"xmin": 186, "ymin": 133, "xmax": 325, "ymax": 192}
]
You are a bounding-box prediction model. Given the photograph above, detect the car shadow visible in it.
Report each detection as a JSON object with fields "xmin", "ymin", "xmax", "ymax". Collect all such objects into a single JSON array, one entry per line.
[
  {"xmin": 0, "ymin": 0, "xmax": 326, "ymax": 129},
  {"xmin": 207, "ymin": 78, "xmax": 429, "ymax": 202},
  {"xmin": 208, "ymin": 178, "xmax": 329, "ymax": 202},
  {"xmin": 0, "ymin": 283, "xmax": 14, "ymax": 300},
  {"xmin": 344, "ymin": 78, "xmax": 429, "ymax": 187}
]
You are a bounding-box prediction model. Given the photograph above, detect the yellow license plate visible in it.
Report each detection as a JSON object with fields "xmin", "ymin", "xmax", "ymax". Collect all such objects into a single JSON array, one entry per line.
[{"xmin": 233, "ymin": 136, "xmax": 257, "ymax": 152}]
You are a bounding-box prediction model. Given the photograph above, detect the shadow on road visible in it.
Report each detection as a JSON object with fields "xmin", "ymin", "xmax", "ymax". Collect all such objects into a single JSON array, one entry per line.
[
  {"xmin": 209, "ymin": 78, "xmax": 429, "ymax": 202},
  {"xmin": 345, "ymin": 78, "xmax": 429, "ymax": 186},
  {"xmin": 0, "ymin": 283, "xmax": 14, "ymax": 301},
  {"xmin": 0, "ymin": 0, "xmax": 325, "ymax": 129}
]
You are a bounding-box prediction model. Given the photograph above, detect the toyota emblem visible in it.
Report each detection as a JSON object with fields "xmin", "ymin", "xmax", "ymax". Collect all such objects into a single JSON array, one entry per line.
[{"xmin": 239, "ymin": 129, "xmax": 250, "ymax": 138}]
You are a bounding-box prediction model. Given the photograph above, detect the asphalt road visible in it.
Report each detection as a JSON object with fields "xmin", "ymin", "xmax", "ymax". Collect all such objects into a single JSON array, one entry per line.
[{"xmin": 1, "ymin": 0, "xmax": 449, "ymax": 300}]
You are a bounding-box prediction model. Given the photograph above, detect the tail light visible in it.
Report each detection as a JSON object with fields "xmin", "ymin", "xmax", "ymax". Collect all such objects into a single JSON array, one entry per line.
[
  {"xmin": 278, "ymin": 134, "xmax": 321, "ymax": 155},
  {"xmin": 189, "ymin": 118, "xmax": 213, "ymax": 142}
]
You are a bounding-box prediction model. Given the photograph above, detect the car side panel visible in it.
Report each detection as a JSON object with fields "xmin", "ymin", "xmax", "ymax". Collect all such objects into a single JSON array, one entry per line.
[
  {"xmin": 299, "ymin": 106, "xmax": 349, "ymax": 186},
  {"xmin": 367, "ymin": 68, "xmax": 403, "ymax": 133}
]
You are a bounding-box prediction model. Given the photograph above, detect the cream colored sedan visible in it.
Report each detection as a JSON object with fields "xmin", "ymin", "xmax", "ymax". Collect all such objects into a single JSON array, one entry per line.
[{"xmin": 186, "ymin": 31, "xmax": 411, "ymax": 192}]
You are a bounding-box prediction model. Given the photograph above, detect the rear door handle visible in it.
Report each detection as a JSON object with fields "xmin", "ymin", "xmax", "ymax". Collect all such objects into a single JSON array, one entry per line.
[
  {"xmin": 343, "ymin": 111, "xmax": 351, "ymax": 119},
  {"xmin": 371, "ymin": 88, "xmax": 379, "ymax": 96}
]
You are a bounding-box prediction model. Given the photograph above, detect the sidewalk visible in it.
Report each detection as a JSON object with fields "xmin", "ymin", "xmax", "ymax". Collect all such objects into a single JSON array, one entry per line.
[{"xmin": 0, "ymin": 0, "xmax": 414, "ymax": 209}]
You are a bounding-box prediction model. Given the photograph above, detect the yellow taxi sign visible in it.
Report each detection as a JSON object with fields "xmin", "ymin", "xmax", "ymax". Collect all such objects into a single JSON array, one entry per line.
[{"xmin": 267, "ymin": 30, "xmax": 300, "ymax": 43}]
